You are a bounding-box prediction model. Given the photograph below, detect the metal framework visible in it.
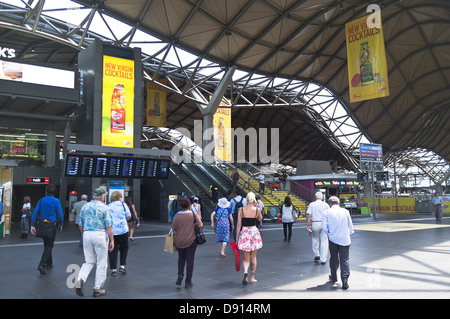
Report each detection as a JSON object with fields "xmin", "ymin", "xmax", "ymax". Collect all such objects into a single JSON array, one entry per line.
[{"xmin": 0, "ymin": 0, "xmax": 448, "ymax": 184}]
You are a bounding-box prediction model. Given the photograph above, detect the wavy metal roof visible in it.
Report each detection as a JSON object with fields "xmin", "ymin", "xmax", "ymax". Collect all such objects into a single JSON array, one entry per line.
[{"xmin": 0, "ymin": 0, "xmax": 448, "ymax": 180}]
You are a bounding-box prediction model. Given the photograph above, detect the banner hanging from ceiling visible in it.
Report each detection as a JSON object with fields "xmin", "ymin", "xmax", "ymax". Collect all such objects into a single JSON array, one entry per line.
[
  {"xmin": 345, "ymin": 13, "xmax": 389, "ymax": 103},
  {"xmin": 146, "ymin": 81, "xmax": 167, "ymax": 127},
  {"xmin": 101, "ymin": 55, "xmax": 135, "ymax": 148},
  {"xmin": 213, "ymin": 99, "xmax": 232, "ymax": 162}
]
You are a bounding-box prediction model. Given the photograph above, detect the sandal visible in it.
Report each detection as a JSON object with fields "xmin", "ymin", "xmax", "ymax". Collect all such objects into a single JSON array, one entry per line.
[{"xmin": 220, "ymin": 253, "xmax": 226, "ymax": 258}]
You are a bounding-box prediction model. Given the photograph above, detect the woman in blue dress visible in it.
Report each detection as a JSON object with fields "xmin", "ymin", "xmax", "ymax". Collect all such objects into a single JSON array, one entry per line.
[{"xmin": 211, "ymin": 198, "xmax": 234, "ymax": 258}]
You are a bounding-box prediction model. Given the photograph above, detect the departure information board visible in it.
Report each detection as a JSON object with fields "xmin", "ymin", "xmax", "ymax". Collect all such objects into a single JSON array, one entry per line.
[
  {"xmin": 108, "ymin": 157, "xmax": 122, "ymax": 177},
  {"xmin": 65, "ymin": 155, "xmax": 81, "ymax": 176},
  {"xmin": 146, "ymin": 159, "xmax": 158, "ymax": 178},
  {"xmin": 94, "ymin": 156, "xmax": 108, "ymax": 177},
  {"xmin": 134, "ymin": 159, "xmax": 147, "ymax": 178},
  {"xmin": 80, "ymin": 156, "xmax": 95, "ymax": 177},
  {"xmin": 64, "ymin": 154, "xmax": 170, "ymax": 179},
  {"xmin": 158, "ymin": 160, "xmax": 170, "ymax": 179},
  {"xmin": 121, "ymin": 158, "xmax": 134, "ymax": 178}
]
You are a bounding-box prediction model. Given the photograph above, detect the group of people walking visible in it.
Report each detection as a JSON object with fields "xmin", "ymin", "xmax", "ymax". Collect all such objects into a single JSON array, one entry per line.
[
  {"xmin": 171, "ymin": 189, "xmax": 354, "ymax": 290},
  {"xmin": 27, "ymin": 184, "xmax": 139, "ymax": 297},
  {"xmin": 27, "ymin": 183, "xmax": 355, "ymax": 296}
]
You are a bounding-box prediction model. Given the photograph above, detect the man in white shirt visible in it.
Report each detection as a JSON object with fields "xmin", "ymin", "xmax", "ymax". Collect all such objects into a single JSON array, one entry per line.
[
  {"xmin": 258, "ymin": 174, "xmax": 265, "ymax": 194},
  {"xmin": 321, "ymin": 196, "xmax": 354, "ymax": 290},
  {"xmin": 306, "ymin": 192, "xmax": 329, "ymax": 264}
]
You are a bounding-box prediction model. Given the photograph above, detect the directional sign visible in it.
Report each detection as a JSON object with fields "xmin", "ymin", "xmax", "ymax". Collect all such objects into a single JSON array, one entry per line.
[{"xmin": 360, "ymin": 143, "xmax": 383, "ymax": 162}]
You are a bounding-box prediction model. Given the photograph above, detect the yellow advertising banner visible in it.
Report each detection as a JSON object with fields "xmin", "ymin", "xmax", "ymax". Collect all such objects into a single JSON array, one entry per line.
[
  {"xmin": 363, "ymin": 197, "xmax": 416, "ymax": 213},
  {"xmin": 214, "ymin": 103, "xmax": 232, "ymax": 162},
  {"xmin": 101, "ymin": 55, "xmax": 134, "ymax": 148},
  {"xmin": 345, "ymin": 13, "xmax": 389, "ymax": 103},
  {"xmin": 146, "ymin": 81, "xmax": 167, "ymax": 127},
  {"xmin": 443, "ymin": 195, "xmax": 450, "ymax": 213}
]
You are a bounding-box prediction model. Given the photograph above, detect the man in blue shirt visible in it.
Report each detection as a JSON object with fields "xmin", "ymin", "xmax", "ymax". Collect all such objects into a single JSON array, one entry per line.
[
  {"xmin": 432, "ymin": 192, "xmax": 444, "ymax": 223},
  {"xmin": 322, "ymin": 196, "xmax": 354, "ymax": 290},
  {"xmin": 30, "ymin": 184, "xmax": 64, "ymax": 275}
]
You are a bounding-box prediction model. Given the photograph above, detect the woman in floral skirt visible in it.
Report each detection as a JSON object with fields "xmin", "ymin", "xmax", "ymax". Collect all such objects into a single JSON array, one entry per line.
[
  {"xmin": 236, "ymin": 192, "xmax": 263, "ymax": 285},
  {"xmin": 211, "ymin": 198, "xmax": 234, "ymax": 258}
]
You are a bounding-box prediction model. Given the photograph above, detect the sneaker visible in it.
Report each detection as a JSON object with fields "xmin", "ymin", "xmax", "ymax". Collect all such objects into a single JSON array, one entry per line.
[
  {"xmin": 111, "ymin": 270, "xmax": 118, "ymax": 276},
  {"xmin": 93, "ymin": 289, "xmax": 107, "ymax": 297},
  {"xmin": 342, "ymin": 282, "xmax": 349, "ymax": 290},
  {"xmin": 119, "ymin": 267, "xmax": 127, "ymax": 274}
]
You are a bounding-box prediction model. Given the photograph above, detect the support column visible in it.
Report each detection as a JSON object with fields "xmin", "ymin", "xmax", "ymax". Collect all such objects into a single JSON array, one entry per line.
[
  {"xmin": 59, "ymin": 121, "xmax": 71, "ymax": 218},
  {"xmin": 45, "ymin": 131, "xmax": 56, "ymax": 168}
]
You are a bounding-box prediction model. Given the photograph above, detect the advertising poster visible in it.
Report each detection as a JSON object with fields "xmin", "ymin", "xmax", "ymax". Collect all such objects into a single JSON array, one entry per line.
[
  {"xmin": 146, "ymin": 81, "xmax": 167, "ymax": 127},
  {"xmin": 102, "ymin": 55, "xmax": 134, "ymax": 148},
  {"xmin": 363, "ymin": 197, "xmax": 416, "ymax": 213},
  {"xmin": 213, "ymin": 102, "xmax": 232, "ymax": 162},
  {"xmin": 442, "ymin": 195, "xmax": 450, "ymax": 213},
  {"xmin": 345, "ymin": 13, "xmax": 389, "ymax": 103}
]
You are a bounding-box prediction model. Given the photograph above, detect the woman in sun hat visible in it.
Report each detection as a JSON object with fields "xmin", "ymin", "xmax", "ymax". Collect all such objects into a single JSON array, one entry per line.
[{"xmin": 211, "ymin": 197, "xmax": 234, "ymax": 258}]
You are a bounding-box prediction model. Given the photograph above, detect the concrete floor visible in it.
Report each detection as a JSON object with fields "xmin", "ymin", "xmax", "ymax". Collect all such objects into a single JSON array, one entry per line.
[{"xmin": 1, "ymin": 213, "xmax": 450, "ymax": 301}]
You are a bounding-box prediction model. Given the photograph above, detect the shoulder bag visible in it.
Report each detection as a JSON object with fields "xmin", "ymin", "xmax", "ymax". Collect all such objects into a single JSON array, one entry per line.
[
  {"xmin": 193, "ymin": 212, "xmax": 206, "ymax": 245},
  {"xmin": 35, "ymin": 200, "xmax": 56, "ymax": 239}
]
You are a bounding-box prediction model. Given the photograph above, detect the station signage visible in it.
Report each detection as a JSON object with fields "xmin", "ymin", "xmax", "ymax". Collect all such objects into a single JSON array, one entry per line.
[
  {"xmin": 65, "ymin": 154, "xmax": 170, "ymax": 179},
  {"xmin": 27, "ymin": 177, "xmax": 50, "ymax": 184},
  {"xmin": 0, "ymin": 59, "xmax": 75, "ymax": 88}
]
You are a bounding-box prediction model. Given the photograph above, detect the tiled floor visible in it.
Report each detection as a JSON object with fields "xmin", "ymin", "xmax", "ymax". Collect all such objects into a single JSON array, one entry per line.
[{"xmin": 1, "ymin": 213, "xmax": 450, "ymax": 300}]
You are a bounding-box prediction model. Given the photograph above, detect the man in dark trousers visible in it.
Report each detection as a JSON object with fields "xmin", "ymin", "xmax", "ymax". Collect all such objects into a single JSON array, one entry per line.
[
  {"xmin": 321, "ymin": 196, "xmax": 354, "ymax": 290},
  {"xmin": 30, "ymin": 184, "xmax": 64, "ymax": 275}
]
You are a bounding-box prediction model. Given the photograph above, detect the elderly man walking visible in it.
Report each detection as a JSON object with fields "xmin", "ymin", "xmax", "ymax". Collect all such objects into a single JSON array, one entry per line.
[
  {"xmin": 306, "ymin": 191, "xmax": 330, "ymax": 264},
  {"xmin": 75, "ymin": 188, "xmax": 114, "ymax": 297},
  {"xmin": 322, "ymin": 196, "xmax": 354, "ymax": 290}
]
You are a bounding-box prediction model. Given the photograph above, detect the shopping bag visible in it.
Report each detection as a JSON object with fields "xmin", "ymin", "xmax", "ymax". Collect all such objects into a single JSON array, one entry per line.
[{"xmin": 164, "ymin": 229, "xmax": 177, "ymax": 253}]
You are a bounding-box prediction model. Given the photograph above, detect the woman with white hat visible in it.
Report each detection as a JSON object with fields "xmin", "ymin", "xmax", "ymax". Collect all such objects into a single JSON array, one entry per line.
[{"xmin": 211, "ymin": 197, "xmax": 234, "ymax": 258}]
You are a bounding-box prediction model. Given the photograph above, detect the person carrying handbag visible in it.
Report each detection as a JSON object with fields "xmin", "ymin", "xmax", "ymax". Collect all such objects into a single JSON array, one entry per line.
[
  {"xmin": 171, "ymin": 198, "xmax": 203, "ymax": 289},
  {"xmin": 30, "ymin": 184, "xmax": 64, "ymax": 275},
  {"xmin": 211, "ymin": 198, "xmax": 233, "ymax": 258}
]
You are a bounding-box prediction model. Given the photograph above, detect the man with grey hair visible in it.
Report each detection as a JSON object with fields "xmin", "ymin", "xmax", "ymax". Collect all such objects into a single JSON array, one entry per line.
[
  {"xmin": 76, "ymin": 188, "xmax": 114, "ymax": 297},
  {"xmin": 306, "ymin": 191, "xmax": 330, "ymax": 264},
  {"xmin": 322, "ymin": 196, "xmax": 354, "ymax": 290},
  {"xmin": 72, "ymin": 194, "xmax": 88, "ymax": 247}
]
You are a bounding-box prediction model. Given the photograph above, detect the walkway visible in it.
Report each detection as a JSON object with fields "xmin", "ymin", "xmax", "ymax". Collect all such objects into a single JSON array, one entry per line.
[{"xmin": 1, "ymin": 213, "xmax": 450, "ymax": 300}]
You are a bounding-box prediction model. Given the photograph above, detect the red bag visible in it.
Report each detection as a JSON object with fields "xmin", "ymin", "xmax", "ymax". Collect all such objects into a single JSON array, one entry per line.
[
  {"xmin": 277, "ymin": 214, "xmax": 282, "ymax": 223},
  {"xmin": 230, "ymin": 242, "xmax": 241, "ymax": 272}
]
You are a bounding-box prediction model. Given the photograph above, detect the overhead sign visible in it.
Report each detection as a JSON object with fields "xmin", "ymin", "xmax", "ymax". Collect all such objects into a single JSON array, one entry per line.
[
  {"xmin": 65, "ymin": 154, "xmax": 170, "ymax": 179},
  {"xmin": 0, "ymin": 60, "xmax": 75, "ymax": 88},
  {"xmin": 360, "ymin": 143, "xmax": 383, "ymax": 162},
  {"xmin": 27, "ymin": 177, "xmax": 50, "ymax": 184}
]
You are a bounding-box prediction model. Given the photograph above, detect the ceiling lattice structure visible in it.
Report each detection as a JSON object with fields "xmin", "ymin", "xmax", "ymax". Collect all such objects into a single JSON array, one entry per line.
[{"xmin": 0, "ymin": 0, "xmax": 448, "ymax": 182}]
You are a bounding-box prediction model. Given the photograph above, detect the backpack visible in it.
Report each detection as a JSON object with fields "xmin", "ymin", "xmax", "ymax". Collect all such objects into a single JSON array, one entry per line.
[{"xmin": 233, "ymin": 196, "xmax": 244, "ymax": 217}]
